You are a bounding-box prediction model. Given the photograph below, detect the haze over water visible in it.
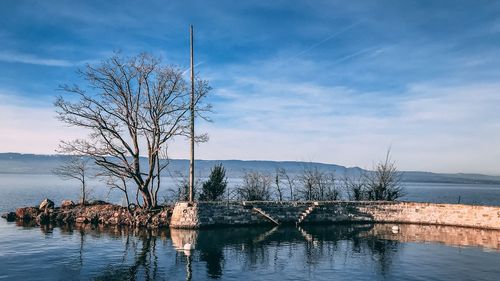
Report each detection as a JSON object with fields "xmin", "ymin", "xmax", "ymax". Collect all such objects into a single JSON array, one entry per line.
[{"xmin": 1, "ymin": 174, "xmax": 500, "ymax": 213}]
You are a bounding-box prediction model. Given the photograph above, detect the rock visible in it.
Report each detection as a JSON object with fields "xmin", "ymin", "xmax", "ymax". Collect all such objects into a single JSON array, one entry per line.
[
  {"xmin": 36, "ymin": 213, "xmax": 50, "ymax": 224},
  {"xmin": 56, "ymin": 211, "xmax": 75, "ymax": 224},
  {"xmin": 63, "ymin": 213, "xmax": 75, "ymax": 224},
  {"xmin": 1, "ymin": 212, "xmax": 17, "ymax": 222},
  {"xmin": 39, "ymin": 199, "xmax": 55, "ymax": 211},
  {"xmin": 75, "ymin": 217, "xmax": 88, "ymax": 223},
  {"xmin": 88, "ymin": 200, "xmax": 109, "ymax": 206},
  {"xmin": 61, "ymin": 200, "xmax": 75, "ymax": 209},
  {"xmin": 16, "ymin": 207, "xmax": 39, "ymax": 221},
  {"xmin": 9, "ymin": 202, "xmax": 172, "ymax": 228}
]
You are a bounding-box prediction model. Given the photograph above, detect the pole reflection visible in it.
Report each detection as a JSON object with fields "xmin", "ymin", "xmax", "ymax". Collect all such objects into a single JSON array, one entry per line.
[{"xmin": 26, "ymin": 222, "xmax": 499, "ymax": 280}]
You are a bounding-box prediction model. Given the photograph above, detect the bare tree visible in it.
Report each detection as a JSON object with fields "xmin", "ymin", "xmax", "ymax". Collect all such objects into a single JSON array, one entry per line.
[
  {"xmin": 341, "ymin": 172, "xmax": 369, "ymax": 201},
  {"xmin": 237, "ymin": 171, "xmax": 272, "ymax": 201},
  {"xmin": 298, "ymin": 166, "xmax": 340, "ymax": 201},
  {"xmin": 365, "ymin": 149, "xmax": 404, "ymax": 201},
  {"xmin": 55, "ymin": 53, "xmax": 211, "ymax": 209},
  {"xmin": 277, "ymin": 168, "xmax": 296, "ymax": 200},
  {"xmin": 298, "ymin": 166, "xmax": 318, "ymax": 201},
  {"xmin": 324, "ymin": 171, "xmax": 341, "ymax": 200},
  {"xmin": 343, "ymin": 150, "xmax": 404, "ymax": 201},
  {"xmin": 53, "ymin": 155, "xmax": 92, "ymax": 205},
  {"xmin": 99, "ymin": 170, "xmax": 132, "ymax": 209},
  {"xmin": 274, "ymin": 168, "xmax": 283, "ymax": 201}
]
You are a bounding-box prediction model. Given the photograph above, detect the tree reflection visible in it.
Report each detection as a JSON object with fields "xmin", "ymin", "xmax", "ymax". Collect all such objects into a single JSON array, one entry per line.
[
  {"xmin": 365, "ymin": 237, "xmax": 399, "ymax": 276},
  {"xmin": 86, "ymin": 228, "xmax": 161, "ymax": 281},
  {"xmin": 19, "ymin": 222, "xmax": 496, "ymax": 280}
]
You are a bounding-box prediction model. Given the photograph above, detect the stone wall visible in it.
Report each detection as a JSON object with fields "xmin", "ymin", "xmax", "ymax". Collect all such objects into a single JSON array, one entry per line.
[{"xmin": 169, "ymin": 201, "xmax": 500, "ymax": 230}]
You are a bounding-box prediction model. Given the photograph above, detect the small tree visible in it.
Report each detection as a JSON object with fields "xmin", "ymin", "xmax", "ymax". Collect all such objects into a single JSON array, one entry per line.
[
  {"xmin": 277, "ymin": 168, "xmax": 296, "ymax": 200},
  {"xmin": 324, "ymin": 171, "xmax": 341, "ymax": 200},
  {"xmin": 298, "ymin": 166, "xmax": 319, "ymax": 200},
  {"xmin": 365, "ymin": 150, "xmax": 404, "ymax": 201},
  {"xmin": 274, "ymin": 168, "xmax": 283, "ymax": 201},
  {"xmin": 237, "ymin": 171, "xmax": 272, "ymax": 201},
  {"xmin": 199, "ymin": 164, "xmax": 227, "ymax": 201},
  {"xmin": 99, "ymin": 170, "xmax": 132, "ymax": 209},
  {"xmin": 342, "ymin": 172, "xmax": 369, "ymax": 201},
  {"xmin": 53, "ymin": 155, "xmax": 92, "ymax": 205},
  {"xmin": 297, "ymin": 166, "xmax": 339, "ymax": 201}
]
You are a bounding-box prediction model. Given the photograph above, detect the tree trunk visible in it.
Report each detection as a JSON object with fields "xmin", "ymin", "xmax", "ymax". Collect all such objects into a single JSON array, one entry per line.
[
  {"xmin": 139, "ymin": 187, "xmax": 154, "ymax": 209},
  {"xmin": 82, "ymin": 177, "xmax": 86, "ymax": 206}
]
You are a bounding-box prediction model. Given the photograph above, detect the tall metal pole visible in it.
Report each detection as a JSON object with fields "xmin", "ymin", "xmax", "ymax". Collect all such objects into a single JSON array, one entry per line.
[{"xmin": 189, "ymin": 25, "xmax": 195, "ymax": 202}]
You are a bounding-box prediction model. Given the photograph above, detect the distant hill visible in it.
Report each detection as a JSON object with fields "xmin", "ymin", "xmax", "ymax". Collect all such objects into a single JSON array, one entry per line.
[{"xmin": 1, "ymin": 153, "xmax": 500, "ymax": 185}]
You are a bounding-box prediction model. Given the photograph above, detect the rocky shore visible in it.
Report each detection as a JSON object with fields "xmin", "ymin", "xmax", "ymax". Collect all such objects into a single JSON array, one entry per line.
[{"xmin": 1, "ymin": 199, "xmax": 172, "ymax": 228}]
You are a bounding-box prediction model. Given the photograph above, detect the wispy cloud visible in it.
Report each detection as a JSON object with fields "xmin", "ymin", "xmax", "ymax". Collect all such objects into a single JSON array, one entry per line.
[
  {"xmin": 283, "ymin": 20, "xmax": 366, "ymax": 63},
  {"xmin": 198, "ymin": 52, "xmax": 500, "ymax": 174},
  {"xmin": 0, "ymin": 51, "xmax": 75, "ymax": 67}
]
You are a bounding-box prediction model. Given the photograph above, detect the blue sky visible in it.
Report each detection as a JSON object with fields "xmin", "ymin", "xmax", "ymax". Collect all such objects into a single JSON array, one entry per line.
[{"xmin": 1, "ymin": 0, "xmax": 500, "ymax": 174}]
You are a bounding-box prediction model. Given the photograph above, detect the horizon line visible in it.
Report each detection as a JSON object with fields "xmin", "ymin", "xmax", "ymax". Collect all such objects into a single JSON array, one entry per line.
[{"xmin": 1, "ymin": 151, "xmax": 499, "ymax": 177}]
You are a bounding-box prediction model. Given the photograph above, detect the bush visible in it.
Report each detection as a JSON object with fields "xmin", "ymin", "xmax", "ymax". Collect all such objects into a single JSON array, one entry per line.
[
  {"xmin": 342, "ymin": 173, "xmax": 369, "ymax": 201},
  {"xmin": 343, "ymin": 150, "xmax": 404, "ymax": 201},
  {"xmin": 199, "ymin": 164, "xmax": 228, "ymax": 201},
  {"xmin": 365, "ymin": 151, "xmax": 404, "ymax": 201},
  {"xmin": 237, "ymin": 171, "xmax": 272, "ymax": 201},
  {"xmin": 298, "ymin": 166, "xmax": 340, "ymax": 201}
]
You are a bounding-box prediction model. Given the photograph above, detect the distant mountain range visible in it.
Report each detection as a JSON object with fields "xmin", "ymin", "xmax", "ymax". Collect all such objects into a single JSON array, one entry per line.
[{"xmin": 1, "ymin": 153, "xmax": 500, "ymax": 185}]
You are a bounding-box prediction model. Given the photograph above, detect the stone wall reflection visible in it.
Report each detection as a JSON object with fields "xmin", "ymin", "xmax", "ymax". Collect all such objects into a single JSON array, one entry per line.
[
  {"xmin": 363, "ymin": 224, "xmax": 500, "ymax": 250},
  {"xmin": 19, "ymin": 221, "xmax": 499, "ymax": 280}
]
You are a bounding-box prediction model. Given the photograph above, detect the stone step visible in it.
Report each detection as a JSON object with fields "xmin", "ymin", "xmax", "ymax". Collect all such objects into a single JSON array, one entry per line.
[
  {"xmin": 297, "ymin": 226, "xmax": 314, "ymax": 242},
  {"xmin": 296, "ymin": 204, "xmax": 317, "ymax": 225},
  {"xmin": 252, "ymin": 207, "xmax": 279, "ymax": 225}
]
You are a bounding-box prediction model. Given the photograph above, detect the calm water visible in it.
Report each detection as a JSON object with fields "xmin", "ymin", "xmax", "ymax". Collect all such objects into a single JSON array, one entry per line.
[
  {"xmin": 0, "ymin": 174, "xmax": 499, "ymax": 280},
  {"xmin": 0, "ymin": 221, "xmax": 498, "ymax": 280}
]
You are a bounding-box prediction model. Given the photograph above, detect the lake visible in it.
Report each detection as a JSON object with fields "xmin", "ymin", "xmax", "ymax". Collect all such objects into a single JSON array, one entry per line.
[
  {"xmin": 0, "ymin": 173, "xmax": 499, "ymax": 280},
  {"xmin": 0, "ymin": 222, "xmax": 498, "ymax": 280}
]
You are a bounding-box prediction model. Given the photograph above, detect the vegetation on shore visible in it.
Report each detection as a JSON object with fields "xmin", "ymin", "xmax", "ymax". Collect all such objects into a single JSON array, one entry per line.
[{"xmin": 235, "ymin": 150, "xmax": 403, "ymax": 202}]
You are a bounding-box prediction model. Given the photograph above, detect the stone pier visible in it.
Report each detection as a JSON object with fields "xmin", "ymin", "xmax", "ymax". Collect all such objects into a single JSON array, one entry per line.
[{"xmin": 170, "ymin": 201, "xmax": 500, "ymax": 230}]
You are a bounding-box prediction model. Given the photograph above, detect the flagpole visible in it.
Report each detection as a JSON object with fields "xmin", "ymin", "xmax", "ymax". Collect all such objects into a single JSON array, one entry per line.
[{"xmin": 189, "ymin": 25, "xmax": 195, "ymax": 203}]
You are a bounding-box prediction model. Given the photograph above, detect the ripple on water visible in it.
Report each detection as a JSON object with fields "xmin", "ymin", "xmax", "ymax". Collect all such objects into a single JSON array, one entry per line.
[{"xmin": 0, "ymin": 220, "xmax": 499, "ymax": 280}]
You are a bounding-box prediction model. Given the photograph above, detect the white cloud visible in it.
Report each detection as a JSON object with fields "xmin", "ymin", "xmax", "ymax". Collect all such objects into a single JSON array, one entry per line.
[
  {"xmin": 0, "ymin": 93, "xmax": 85, "ymax": 154},
  {"xmin": 0, "ymin": 51, "xmax": 77, "ymax": 67},
  {"xmin": 1, "ymin": 72, "xmax": 500, "ymax": 175},
  {"xmin": 195, "ymin": 63, "xmax": 500, "ymax": 175}
]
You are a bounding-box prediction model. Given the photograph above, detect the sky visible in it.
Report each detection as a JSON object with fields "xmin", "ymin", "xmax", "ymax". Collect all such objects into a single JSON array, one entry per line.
[{"xmin": 1, "ymin": 0, "xmax": 500, "ymax": 174}]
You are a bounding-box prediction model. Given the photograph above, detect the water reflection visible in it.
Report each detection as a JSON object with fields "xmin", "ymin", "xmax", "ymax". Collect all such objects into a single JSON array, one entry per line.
[{"xmin": 12, "ymin": 222, "xmax": 500, "ymax": 280}]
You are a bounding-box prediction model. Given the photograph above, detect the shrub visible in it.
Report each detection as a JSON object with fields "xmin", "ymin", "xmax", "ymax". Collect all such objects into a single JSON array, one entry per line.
[
  {"xmin": 365, "ymin": 151, "xmax": 404, "ymax": 201},
  {"xmin": 298, "ymin": 166, "xmax": 340, "ymax": 201},
  {"xmin": 343, "ymin": 150, "xmax": 404, "ymax": 201},
  {"xmin": 237, "ymin": 171, "xmax": 272, "ymax": 201},
  {"xmin": 199, "ymin": 164, "xmax": 228, "ymax": 201}
]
